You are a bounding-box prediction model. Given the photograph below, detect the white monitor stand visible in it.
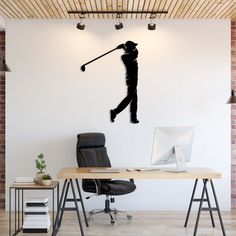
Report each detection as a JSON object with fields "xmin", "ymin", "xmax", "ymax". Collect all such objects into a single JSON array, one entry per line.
[
  {"xmin": 151, "ymin": 127, "xmax": 194, "ymax": 172},
  {"xmin": 166, "ymin": 146, "xmax": 187, "ymax": 173}
]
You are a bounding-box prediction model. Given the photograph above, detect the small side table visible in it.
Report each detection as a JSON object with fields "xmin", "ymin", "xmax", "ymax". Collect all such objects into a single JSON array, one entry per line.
[{"xmin": 9, "ymin": 181, "xmax": 59, "ymax": 236}]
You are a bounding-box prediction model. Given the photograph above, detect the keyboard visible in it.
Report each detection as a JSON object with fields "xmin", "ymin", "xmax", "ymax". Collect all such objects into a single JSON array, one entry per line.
[
  {"xmin": 89, "ymin": 168, "xmax": 120, "ymax": 173},
  {"xmin": 127, "ymin": 168, "xmax": 160, "ymax": 172}
]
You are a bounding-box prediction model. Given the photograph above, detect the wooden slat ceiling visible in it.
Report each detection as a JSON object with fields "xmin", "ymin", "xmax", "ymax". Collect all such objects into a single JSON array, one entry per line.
[{"xmin": 0, "ymin": 0, "xmax": 236, "ymax": 20}]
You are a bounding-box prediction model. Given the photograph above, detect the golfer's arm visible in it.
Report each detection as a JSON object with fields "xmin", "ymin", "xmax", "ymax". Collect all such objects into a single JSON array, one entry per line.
[{"xmin": 122, "ymin": 51, "xmax": 138, "ymax": 63}]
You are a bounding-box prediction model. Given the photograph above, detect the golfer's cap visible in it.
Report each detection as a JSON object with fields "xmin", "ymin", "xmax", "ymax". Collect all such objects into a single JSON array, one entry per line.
[{"xmin": 125, "ymin": 41, "xmax": 138, "ymax": 49}]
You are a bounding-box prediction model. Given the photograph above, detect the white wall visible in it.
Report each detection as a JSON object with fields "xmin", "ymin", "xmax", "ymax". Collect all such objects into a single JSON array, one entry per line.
[{"xmin": 6, "ymin": 19, "xmax": 231, "ymax": 211}]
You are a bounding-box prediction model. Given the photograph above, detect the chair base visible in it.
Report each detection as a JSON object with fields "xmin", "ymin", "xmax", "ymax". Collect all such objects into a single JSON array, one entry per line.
[{"xmin": 87, "ymin": 196, "xmax": 133, "ymax": 225}]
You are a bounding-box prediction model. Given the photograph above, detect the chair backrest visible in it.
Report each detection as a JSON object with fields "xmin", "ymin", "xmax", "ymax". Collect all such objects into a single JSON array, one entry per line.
[
  {"xmin": 76, "ymin": 133, "xmax": 112, "ymax": 193},
  {"xmin": 76, "ymin": 133, "xmax": 111, "ymax": 168}
]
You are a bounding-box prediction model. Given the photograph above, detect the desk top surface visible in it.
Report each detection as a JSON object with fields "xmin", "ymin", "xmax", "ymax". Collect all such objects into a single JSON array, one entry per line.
[{"xmin": 57, "ymin": 167, "xmax": 221, "ymax": 180}]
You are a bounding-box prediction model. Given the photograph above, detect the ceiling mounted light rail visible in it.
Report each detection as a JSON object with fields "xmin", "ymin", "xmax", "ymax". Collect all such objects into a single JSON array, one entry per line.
[
  {"xmin": 72, "ymin": 11, "xmax": 168, "ymax": 30},
  {"xmin": 68, "ymin": 10, "xmax": 168, "ymax": 15}
]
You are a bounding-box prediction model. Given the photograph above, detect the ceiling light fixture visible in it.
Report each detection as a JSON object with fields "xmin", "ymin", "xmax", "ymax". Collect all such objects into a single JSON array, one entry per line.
[
  {"xmin": 76, "ymin": 14, "xmax": 85, "ymax": 30},
  {"xmin": 115, "ymin": 13, "xmax": 123, "ymax": 30},
  {"xmin": 0, "ymin": 58, "xmax": 10, "ymax": 72},
  {"xmin": 227, "ymin": 90, "xmax": 236, "ymax": 104},
  {"xmin": 148, "ymin": 14, "xmax": 156, "ymax": 30}
]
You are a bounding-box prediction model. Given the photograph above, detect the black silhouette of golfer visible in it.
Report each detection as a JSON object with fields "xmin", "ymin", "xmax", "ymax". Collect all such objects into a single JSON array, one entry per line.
[{"xmin": 110, "ymin": 41, "xmax": 139, "ymax": 124}]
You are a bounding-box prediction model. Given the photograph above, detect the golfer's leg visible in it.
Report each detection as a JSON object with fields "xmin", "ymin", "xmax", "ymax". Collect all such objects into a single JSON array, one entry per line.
[
  {"xmin": 130, "ymin": 90, "xmax": 138, "ymax": 120},
  {"xmin": 115, "ymin": 95, "xmax": 132, "ymax": 114}
]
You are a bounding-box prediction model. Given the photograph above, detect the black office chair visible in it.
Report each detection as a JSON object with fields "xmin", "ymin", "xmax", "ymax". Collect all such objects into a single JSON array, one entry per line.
[{"xmin": 76, "ymin": 132, "xmax": 136, "ymax": 224}]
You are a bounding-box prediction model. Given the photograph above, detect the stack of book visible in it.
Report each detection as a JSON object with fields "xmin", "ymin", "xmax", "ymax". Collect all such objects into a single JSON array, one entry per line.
[
  {"xmin": 14, "ymin": 177, "xmax": 35, "ymax": 185},
  {"xmin": 23, "ymin": 197, "xmax": 51, "ymax": 233}
]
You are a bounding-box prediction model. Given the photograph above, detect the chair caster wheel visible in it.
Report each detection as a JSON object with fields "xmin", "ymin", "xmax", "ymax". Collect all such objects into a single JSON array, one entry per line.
[
  {"xmin": 110, "ymin": 220, "xmax": 115, "ymax": 225},
  {"xmin": 86, "ymin": 217, "xmax": 90, "ymax": 222},
  {"xmin": 127, "ymin": 214, "xmax": 133, "ymax": 220},
  {"xmin": 114, "ymin": 210, "xmax": 118, "ymax": 215},
  {"xmin": 89, "ymin": 212, "xmax": 93, "ymax": 216}
]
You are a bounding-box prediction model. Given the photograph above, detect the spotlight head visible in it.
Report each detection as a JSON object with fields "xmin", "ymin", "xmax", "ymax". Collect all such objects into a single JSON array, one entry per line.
[
  {"xmin": 115, "ymin": 22, "xmax": 123, "ymax": 30},
  {"xmin": 148, "ymin": 23, "xmax": 156, "ymax": 30},
  {"xmin": 77, "ymin": 22, "xmax": 85, "ymax": 30}
]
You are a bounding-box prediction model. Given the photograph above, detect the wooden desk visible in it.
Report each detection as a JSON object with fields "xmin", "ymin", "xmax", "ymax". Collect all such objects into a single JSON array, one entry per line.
[
  {"xmin": 52, "ymin": 168, "xmax": 226, "ymax": 236},
  {"xmin": 57, "ymin": 167, "xmax": 221, "ymax": 179}
]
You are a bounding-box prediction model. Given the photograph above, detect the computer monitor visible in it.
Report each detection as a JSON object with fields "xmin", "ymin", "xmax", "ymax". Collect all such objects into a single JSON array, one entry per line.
[{"xmin": 151, "ymin": 127, "xmax": 194, "ymax": 172}]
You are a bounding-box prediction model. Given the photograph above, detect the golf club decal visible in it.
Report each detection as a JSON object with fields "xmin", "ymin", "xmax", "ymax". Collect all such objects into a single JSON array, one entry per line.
[
  {"xmin": 81, "ymin": 41, "xmax": 139, "ymax": 124},
  {"xmin": 80, "ymin": 47, "xmax": 117, "ymax": 72}
]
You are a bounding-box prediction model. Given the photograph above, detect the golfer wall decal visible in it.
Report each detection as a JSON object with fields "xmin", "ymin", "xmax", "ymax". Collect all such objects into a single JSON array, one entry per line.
[{"xmin": 81, "ymin": 41, "xmax": 139, "ymax": 124}]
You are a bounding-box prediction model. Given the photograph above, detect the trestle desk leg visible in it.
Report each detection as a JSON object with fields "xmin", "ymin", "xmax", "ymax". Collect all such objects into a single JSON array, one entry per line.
[
  {"xmin": 52, "ymin": 179, "xmax": 68, "ymax": 236},
  {"xmin": 58, "ymin": 181, "xmax": 70, "ymax": 228},
  {"xmin": 52, "ymin": 188, "xmax": 55, "ymax": 229},
  {"xmin": 193, "ymin": 179, "xmax": 208, "ymax": 236},
  {"xmin": 21, "ymin": 190, "xmax": 24, "ymax": 227},
  {"xmin": 9, "ymin": 187, "xmax": 11, "ymax": 236},
  {"xmin": 210, "ymin": 180, "xmax": 226, "ymax": 236},
  {"xmin": 57, "ymin": 183, "xmax": 59, "ymax": 213},
  {"xmin": 184, "ymin": 179, "xmax": 198, "ymax": 227},
  {"xmin": 75, "ymin": 179, "xmax": 89, "ymax": 227},
  {"xmin": 14, "ymin": 189, "xmax": 16, "ymax": 234},
  {"xmin": 17, "ymin": 189, "xmax": 20, "ymax": 231},
  {"xmin": 204, "ymin": 181, "xmax": 215, "ymax": 227},
  {"xmin": 70, "ymin": 179, "xmax": 84, "ymax": 236}
]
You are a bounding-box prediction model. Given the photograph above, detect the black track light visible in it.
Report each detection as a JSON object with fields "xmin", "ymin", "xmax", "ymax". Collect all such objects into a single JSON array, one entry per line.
[
  {"xmin": 148, "ymin": 14, "xmax": 156, "ymax": 31},
  {"xmin": 77, "ymin": 22, "xmax": 85, "ymax": 30},
  {"xmin": 115, "ymin": 14, "xmax": 123, "ymax": 30},
  {"xmin": 148, "ymin": 23, "xmax": 156, "ymax": 30},
  {"xmin": 77, "ymin": 14, "xmax": 85, "ymax": 30},
  {"xmin": 115, "ymin": 22, "xmax": 123, "ymax": 30}
]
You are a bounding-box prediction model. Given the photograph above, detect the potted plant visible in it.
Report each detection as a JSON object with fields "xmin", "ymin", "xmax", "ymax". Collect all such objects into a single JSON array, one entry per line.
[
  {"xmin": 35, "ymin": 153, "xmax": 46, "ymax": 184},
  {"xmin": 41, "ymin": 174, "xmax": 52, "ymax": 186}
]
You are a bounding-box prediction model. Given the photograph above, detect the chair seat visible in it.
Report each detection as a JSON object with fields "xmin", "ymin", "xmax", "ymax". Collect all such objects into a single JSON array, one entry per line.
[
  {"xmin": 101, "ymin": 180, "xmax": 136, "ymax": 195},
  {"xmin": 83, "ymin": 180, "xmax": 136, "ymax": 196}
]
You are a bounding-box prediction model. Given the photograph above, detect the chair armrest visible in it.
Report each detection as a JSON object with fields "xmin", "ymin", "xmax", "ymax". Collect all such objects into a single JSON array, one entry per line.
[{"xmin": 92, "ymin": 179, "xmax": 102, "ymax": 195}]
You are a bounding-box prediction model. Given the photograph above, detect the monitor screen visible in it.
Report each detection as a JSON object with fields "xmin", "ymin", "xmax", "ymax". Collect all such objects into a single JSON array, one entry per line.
[{"xmin": 151, "ymin": 127, "xmax": 194, "ymax": 171}]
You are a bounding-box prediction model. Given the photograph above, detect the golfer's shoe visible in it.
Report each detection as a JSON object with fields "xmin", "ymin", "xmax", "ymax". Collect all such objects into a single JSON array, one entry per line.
[{"xmin": 131, "ymin": 118, "xmax": 139, "ymax": 124}]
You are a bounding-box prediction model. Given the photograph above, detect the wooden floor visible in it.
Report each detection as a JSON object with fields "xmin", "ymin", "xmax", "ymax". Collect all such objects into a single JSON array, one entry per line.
[{"xmin": 2, "ymin": 210, "xmax": 236, "ymax": 236}]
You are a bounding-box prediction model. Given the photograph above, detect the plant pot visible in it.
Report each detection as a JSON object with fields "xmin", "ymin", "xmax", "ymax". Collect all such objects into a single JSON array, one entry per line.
[
  {"xmin": 41, "ymin": 179, "xmax": 52, "ymax": 186},
  {"xmin": 36, "ymin": 172, "xmax": 45, "ymax": 184}
]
